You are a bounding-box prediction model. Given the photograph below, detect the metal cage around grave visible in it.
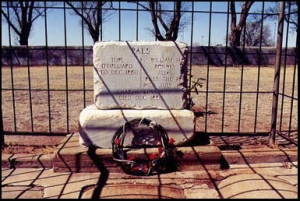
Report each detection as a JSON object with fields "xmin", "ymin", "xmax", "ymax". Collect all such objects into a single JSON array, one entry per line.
[{"xmin": 1, "ymin": 1, "xmax": 298, "ymax": 147}]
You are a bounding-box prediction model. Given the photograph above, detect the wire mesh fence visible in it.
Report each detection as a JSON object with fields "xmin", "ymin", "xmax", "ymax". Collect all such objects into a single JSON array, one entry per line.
[{"xmin": 1, "ymin": 1, "xmax": 298, "ymax": 146}]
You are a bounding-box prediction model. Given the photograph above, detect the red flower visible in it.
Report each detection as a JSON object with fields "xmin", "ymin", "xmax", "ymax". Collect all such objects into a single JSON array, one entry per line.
[
  {"xmin": 127, "ymin": 156, "xmax": 135, "ymax": 161},
  {"xmin": 158, "ymin": 147, "xmax": 163, "ymax": 153},
  {"xmin": 131, "ymin": 164, "xmax": 148, "ymax": 173},
  {"xmin": 149, "ymin": 153, "xmax": 157, "ymax": 160},
  {"xmin": 169, "ymin": 138, "xmax": 175, "ymax": 145},
  {"xmin": 132, "ymin": 166, "xmax": 140, "ymax": 171},
  {"xmin": 114, "ymin": 138, "xmax": 120, "ymax": 145},
  {"xmin": 142, "ymin": 164, "xmax": 148, "ymax": 173}
]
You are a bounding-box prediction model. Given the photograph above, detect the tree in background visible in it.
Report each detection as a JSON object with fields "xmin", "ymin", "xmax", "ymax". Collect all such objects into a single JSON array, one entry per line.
[
  {"xmin": 65, "ymin": 1, "xmax": 115, "ymax": 44},
  {"xmin": 1, "ymin": 1, "xmax": 54, "ymax": 46},
  {"xmin": 264, "ymin": 1, "xmax": 298, "ymax": 33},
  {"xmin": 241, "ymin": 3, "xmax": 276, "ymax": 47},
  {"xmin": 129, "ymin": 1, "xmax": 191, "ymax": 41},
  {"xmin": 229, "ymin": 1, "xmax": 254, "ymax": 47},
  {"xmin": 229, "ymin": 1, "xmax": 298, "ymax": 47},
  {"xmin": 255, "ymin": 1, "xmax": 298, "ymax": 46},
  {"xmin": 241, "ymin": 21, "xmax": 273, "ymax": 46}
]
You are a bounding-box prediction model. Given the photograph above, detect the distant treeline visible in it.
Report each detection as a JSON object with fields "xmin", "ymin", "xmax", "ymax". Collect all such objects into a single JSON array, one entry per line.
[{"xmin": 1, "ymin": 46, "xmax": 297, "ymax": 66}]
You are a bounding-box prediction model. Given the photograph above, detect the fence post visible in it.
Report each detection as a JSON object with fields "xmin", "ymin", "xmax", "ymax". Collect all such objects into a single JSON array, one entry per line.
[
  {"xmin": 270, "ymin": 1, "xmax": 285, "ymax": 145},
  {"xmin": 1, "ymin": 107, "xmax": 4, "ymax": 147}
]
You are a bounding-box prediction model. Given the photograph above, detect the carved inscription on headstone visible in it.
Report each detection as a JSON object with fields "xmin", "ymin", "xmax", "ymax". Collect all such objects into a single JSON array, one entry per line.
[{"xmin": 93, "ymin": 41, "xmax": 188, "ymax": 109}]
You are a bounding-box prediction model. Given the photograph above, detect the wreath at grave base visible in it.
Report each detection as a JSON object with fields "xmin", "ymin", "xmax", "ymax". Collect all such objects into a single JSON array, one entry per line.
[{"xmin": 112, "ymin": 118, "xmax": 181, "ymax": 176}]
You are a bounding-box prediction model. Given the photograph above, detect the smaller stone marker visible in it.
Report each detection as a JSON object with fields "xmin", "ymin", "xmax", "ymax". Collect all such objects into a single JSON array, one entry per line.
[
  {"xmin": 79, "ymin": 105, "xmax": 195, "ymax": 148},
  {"xmin": 93, "ymin": 41, "xmax": 188, "ymax": 109}
]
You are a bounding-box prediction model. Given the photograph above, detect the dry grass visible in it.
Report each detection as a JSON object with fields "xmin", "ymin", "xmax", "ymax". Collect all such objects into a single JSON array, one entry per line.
[
  {"xmin": 1, "ymin": 65, "xmax": 298, "ymax": 138},
  {"xmin": 191, "ymin": 65, "xmax": 298, "ymax": 133},
  {"xmin": 2, "ymin": 66, "xmax": 94, "ymax": 133}
]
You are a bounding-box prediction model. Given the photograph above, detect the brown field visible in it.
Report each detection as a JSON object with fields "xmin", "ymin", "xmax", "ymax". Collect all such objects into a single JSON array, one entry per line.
[
  {"xmin": 191, "ymin": 65, "xmax": 298, "ymax": 134},
  {"xmin": 1, "ymin": 65, "xmax": 298, "ymax": 141}
]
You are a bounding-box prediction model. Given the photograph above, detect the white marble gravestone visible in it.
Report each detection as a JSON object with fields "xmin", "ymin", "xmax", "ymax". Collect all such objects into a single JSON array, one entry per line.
[
  {"xmin": 79, "ymin": 41, "xmax": 195, "ymax": 148},
  {"xmin": 93, "ymin": 41, "xmax": 188, "ymax": 109}
]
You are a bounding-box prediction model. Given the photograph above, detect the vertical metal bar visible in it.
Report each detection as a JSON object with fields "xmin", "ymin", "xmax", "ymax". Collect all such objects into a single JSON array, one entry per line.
[
  {"xmin": 119, "ymin": 1, "xmax": 121, "ymax": 41},
  {"xmin": 1, "ymin": 4, "xmax": 8, "ymax": 144},
  {"xmin": 279, "ymin": 53, "xmax": 287, "ymax": 132},
  {"xmin": 207, "ymin": 2, "xmax": 212, "ymax": 47},
  {"xmin": 279, "ymin": 2, "xmax": 291, "ymax": 131},
  {"xmin": 237, "ymin": 16, "xmax": 249, "ymax": 133},
  {"xmin": 81, "ymin": 2, "xmax": 86, "ymax": 109},
  {"xmin": 26, "ymin": 39, "xmax": 34, "ymax": 132},
  {"xmin": 44, "ymin": 1, "xmax": 52, "ymax": 132},
  {"xmin": 204, "ymin": 2, "xmax": 213, "ymax": 132},
  {"xmin": 237, "ymin": 62, "xmax": 244, "ymax": 133},
  {"xmin": 188, "ymin": 1, "xmax": 194, "ymax": 108},
  {"xmin": 136, "ymin": 2, "xmax": 139, "ymax": 41},
  {"xmin": 221, "ymin": 2, "xmax": 230, "ymax": 133},
  {"xmin": 20, "ymin": 1, "xmax": 34, "ymax": 132},
  {"xmin": 155, "ymin": 2, "xmax": 158, "ymax": 41},
  {"xmin": 100, "ymin": 2, "xmax": 103, "ymax": 41},
  {"xmin": 288, "ymin": 42, "xmax": 298, "ymax": 137},
  {"xmin": 270, "ymin": 1, "xmax": 285, "ymax": 145},
  {"xmin": 254, "ymin": 2, "xmax": 265, "ymax": 133},
  {"xmin": 287, "ymin": 3, "xmax": 298, "ymax": 138},
  {"xmin": 6, "ymin": 3, "xmax": 17, "ymax": 132},
  {"xmin": 0, "ymin": 104, "xmax": 3, "ymax": 147},
  {"xmin": 63, "ymin": 2, "xmax": 70, "ymax": 133}
]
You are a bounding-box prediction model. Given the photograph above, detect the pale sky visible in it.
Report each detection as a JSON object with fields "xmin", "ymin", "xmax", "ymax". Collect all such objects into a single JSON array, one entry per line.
[{"xmin": 1, "ymin": 1, "xmax": 297, "ymax": 47}]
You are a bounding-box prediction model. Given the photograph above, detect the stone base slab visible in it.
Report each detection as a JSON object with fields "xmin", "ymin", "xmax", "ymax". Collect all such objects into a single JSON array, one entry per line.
[
  {"xmin": 78, "ymin": 104, "xmax": 195, "ymax": 148},
  {"xmin": 53, "ymin": 133, "xmax": 221, "ymax": 173}
]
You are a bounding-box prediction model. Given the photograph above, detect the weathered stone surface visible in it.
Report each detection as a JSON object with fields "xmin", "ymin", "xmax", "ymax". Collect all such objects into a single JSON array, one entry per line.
[
  {"xmin": 81, "ymin": 184, "xmax": 185, "ymax": 199},
  {"xmin": 1, "ymin": 186, "xmax": 43, "ymax": 199},
  {"xmin": 184, "ymin": 184, "xmax": 220, "ymax": 199},
  {"xmin": 78, "ymin": 104, "xmax": 194, "ymax": 148},
  {"xmin": 93, "ymin": 41, "xmax": 188, "ymax": 109},
  {"xmin": 218, "ymin": 173, "xmax": 298, "ymax": 199}
]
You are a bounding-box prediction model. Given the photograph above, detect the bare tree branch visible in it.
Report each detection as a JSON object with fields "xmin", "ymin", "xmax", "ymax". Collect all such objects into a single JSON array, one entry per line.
[
  {"xmin": 229, "ymin": 1, "xmax": 254, "ymax": 47},
  {"xmin": 129, "ymin": 1, "xmax": 186, "ymax": 41},
  {"xmin": 156, "ymin": 2, "xmax": 169, "ymax": 32},
  {"xmin": 149, "ymin": 1, "xmax": 164, "ymax": 41},
  {"xmin": 1, "ymin": 4, "xmax": 21, "ymax": 35},
  {"xmin": 66, "ymin": 1, "xmax": 115, "ymax": 43},
  {"xmin": 1, "ymin": 1, "xmax": 53, "ymax": 45}
]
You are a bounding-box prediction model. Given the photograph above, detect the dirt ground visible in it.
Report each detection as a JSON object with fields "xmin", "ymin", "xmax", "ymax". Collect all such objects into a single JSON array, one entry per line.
[
  {"xmin": 2, "ymin": 135, "xmax": 65, "ymax": 154},
  {"xmin": 1, "ymin": 65, "xmax": 298, "ymax": 154}
]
